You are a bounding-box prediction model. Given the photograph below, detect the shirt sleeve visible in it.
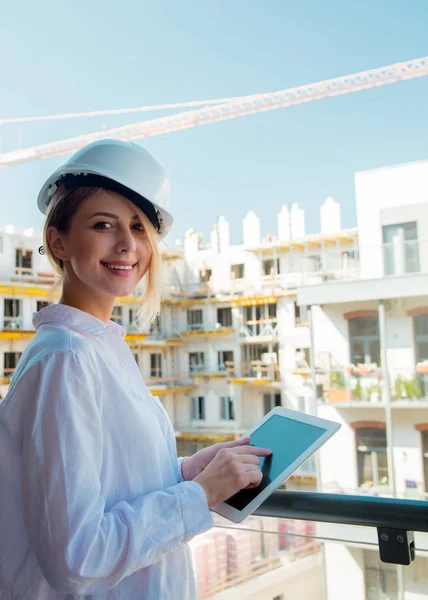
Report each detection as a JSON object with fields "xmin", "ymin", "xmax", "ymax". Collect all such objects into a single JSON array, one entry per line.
[
  {"xmin": 177, "ymin": 457, "xmax": 185, "ymax": 482},
  {"xmin": 21, "ymin": 349, "xmax": 213, "ymax": 595}
]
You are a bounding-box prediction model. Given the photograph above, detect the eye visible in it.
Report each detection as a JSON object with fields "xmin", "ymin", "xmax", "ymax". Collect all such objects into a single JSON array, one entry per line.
[
  {"xmin": 93, "ymin": 221, "xmax": 113, "ymax": 230},
  {"xmin": 132, "ymin": 222, "xmax": 146, "ymax": 232}
]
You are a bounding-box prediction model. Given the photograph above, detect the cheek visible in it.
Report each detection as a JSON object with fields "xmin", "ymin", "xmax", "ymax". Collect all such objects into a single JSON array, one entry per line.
[
  {"xmin": 139, "ymin": 240, "xmax": 153, "ymax": 268},
  {"xmin": 70, "ymin": 235, "xmax": 104, "ymax": 266}
]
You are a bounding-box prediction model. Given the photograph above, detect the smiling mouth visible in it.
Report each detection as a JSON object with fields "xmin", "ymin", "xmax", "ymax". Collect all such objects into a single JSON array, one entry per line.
[{"xmin": 101, "ymin": 262, "xmax": 137, "ymax": 275}]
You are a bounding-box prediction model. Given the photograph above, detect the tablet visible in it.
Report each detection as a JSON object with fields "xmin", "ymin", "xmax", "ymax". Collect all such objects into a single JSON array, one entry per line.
[{"xmin": 211, "ymin": 406, "xmax": 341, "ymax": 523}]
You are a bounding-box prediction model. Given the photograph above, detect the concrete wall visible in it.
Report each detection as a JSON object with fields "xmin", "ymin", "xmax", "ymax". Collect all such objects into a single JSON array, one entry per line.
[{"xmin": 355, "ymin": 159, "xmax": 428, "ymax": 279}]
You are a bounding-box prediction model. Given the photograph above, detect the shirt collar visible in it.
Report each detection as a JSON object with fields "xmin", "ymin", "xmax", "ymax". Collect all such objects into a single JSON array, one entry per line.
[{"xmin": 33, "ymin": 304, "xmax": 126, "ymax": 339}]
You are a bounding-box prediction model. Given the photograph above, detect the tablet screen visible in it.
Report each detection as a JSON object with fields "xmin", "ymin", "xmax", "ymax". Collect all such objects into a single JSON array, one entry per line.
[{"xmin": 224, "ymin": 414, "xmax": 326, "ymax": 511}]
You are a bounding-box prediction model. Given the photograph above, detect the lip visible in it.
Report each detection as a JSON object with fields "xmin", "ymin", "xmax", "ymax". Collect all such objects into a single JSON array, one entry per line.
[
  {"xmin": 101, "ymin": 261, "xmax": 137, "ymax": 277},
  {"xmin": 101, "ymin": 261, "xmax": 137, "ymax": 266}
]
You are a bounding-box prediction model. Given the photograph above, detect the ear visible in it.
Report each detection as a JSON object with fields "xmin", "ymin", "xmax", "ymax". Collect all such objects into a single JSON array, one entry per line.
[{"xmin": 46, "ymin": 226, "xmax": 70, "ymax": 262}]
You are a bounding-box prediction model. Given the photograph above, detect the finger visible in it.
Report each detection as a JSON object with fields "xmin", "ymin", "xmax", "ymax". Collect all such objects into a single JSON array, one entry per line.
[
  {"xmin": 219, "ymin": 437, "xmax": 250, "ymax": 449},
  {"xmin": 236, "ymin": 455, "xmax": 262, "ymax": 465},
  {"xmin": 232, "ymin": 446, "xmax": 272, "ymax": 457},
  {"xmin": 243, "ymin": 467, "xmax": 263, "ymax": 487}
]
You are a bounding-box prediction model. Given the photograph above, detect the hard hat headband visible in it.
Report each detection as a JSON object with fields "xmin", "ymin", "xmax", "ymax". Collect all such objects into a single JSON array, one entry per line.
[{"xmin": 58, "ymin": 173, "xmax": 162, "ymax": 233}]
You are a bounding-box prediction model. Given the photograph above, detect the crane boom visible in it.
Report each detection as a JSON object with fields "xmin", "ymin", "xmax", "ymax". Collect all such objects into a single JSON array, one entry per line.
[{"xmin": 1, "ymin": 56, "xmax": 427, "ymax": 167}]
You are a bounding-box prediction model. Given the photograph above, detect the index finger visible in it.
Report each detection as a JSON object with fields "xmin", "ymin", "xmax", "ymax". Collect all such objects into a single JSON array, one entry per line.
[{"xmin": 233, "ymin": 446, "xmax": 272, "ymax": 456}]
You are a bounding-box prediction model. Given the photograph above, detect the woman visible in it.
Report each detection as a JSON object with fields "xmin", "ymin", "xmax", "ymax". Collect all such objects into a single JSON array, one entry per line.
[{"xmin": 0, "ymin": 139, "xmax": 270, "ymax": 599}]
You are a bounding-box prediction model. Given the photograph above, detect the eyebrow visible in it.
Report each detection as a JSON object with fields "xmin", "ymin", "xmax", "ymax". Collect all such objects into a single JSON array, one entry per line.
[{"xmin": 88, "ymin": 212, "xmax": 139, "ymax": 220}]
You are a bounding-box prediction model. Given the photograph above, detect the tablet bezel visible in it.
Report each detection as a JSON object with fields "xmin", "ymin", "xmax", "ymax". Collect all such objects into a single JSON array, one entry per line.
[{"xmin": 211, "ymin": 406, "xmax": 341, "ymax": 523}]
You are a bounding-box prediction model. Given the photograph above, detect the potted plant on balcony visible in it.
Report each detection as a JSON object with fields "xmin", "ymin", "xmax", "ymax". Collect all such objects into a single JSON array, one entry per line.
[
  {"xmin": 353, "ymin": 380, "xmax": 363, "ymax": 402},
  {"xmin": 416, "ymin": 360, "xmax": 428, "ymax": 375},
  {"xmin": 347, "ymin": 363, "xmax": 382, "ymax": 377},
  {"xmin": 394, "ymin": 375, "xmax": 422, "ymax": 400},
  {"xmin": 327, "ymin": 370, "xmax": 352, "ymax": 403}
]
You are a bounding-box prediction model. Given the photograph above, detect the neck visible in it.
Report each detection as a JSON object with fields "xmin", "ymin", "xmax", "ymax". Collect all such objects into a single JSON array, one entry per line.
[{"xmin": 59, "ymin": 275, "xmax": 116, "ymax": 323}]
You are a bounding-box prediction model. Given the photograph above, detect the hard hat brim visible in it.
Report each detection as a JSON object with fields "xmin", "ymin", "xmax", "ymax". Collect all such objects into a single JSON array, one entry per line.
[{"xmin": 37, "ymin": 163, "xmax": 173, "ymax": 241}]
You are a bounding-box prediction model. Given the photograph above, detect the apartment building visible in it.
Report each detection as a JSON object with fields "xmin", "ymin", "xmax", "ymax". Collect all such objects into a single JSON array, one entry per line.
[{"xmin": 297, "ymin": 158, "xmax": 428, "ymax": 599}]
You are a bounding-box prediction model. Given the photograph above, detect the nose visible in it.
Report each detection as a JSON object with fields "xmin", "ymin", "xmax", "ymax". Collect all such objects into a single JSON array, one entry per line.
[{"xmin": 115, "ymin": 226, "xmax": 137, "ymax": 254}]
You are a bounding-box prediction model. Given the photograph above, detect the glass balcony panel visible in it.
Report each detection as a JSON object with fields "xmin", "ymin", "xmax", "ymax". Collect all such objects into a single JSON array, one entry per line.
[{"xmin": 190, "ymin": 516, "xmax": 428, "ymax": 599}]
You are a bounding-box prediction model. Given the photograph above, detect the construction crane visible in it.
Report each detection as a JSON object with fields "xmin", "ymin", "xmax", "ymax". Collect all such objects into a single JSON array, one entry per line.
[{"xmin": 0, "ymin": 56, "xmax": 427, "ymax": 167}]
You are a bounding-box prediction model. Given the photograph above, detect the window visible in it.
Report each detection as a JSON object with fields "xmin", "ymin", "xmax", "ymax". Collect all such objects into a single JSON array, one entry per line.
[
  {"xmin": 262, "ymin": 258, "xmax": 280, "ymax": 277},
  {"xmin": 199, "ymin": 268, "xmax": 212, "ymax": 283},
  {"xmin": 191, "ymin": 397, "xmax": 205, "ymax": 420},
  {"xmin": 422, "ymin": 431, "xmax": 428, "ymax": 493},
  {"xmin": 187, "ymin": 309, "xmax": 203, "ymax": 330},
  {"xmin": 414, "ymin": 314, "xmax": 428, "ymax": 397},
  {"xmin": 15, "ymin": 248, "xmax": 33, "ymax": 275},
  {"xmin": 244, "ymin": 303, "xmax": 277, "ymax": 336},
  {"xmin": 36, "ymin": 301, "xmax": 50, "ymax": 312},
  {"xmin": 231, "ymin": 263, "xmax": 244, "ymax": 279},
  {"xmin": 294, "ymin": 302, "xmax": 308, "ymax": 325},
  {"xmin": 189, "ymin": 352, "xmax": 205, "ymax": 375},
  {"xmin": 218, "ymin": 350, "xmax": 234, "ymax": 372},
  {"xmin": 306, "ymin": 254, "xmax": 322, "ymax": 272},
  {"xmin": 4, "ymin": 299, "xmax": 21, "ymax": 329},
  {"xmin": 111, "ymin": 306, "xmax": 123, "ymax": 326},
  {"xmin": 349, "ymin": 316, "xmax": 380, "ymax": 365},
  {"xmin": 217, "ymin": 307, "xmax": 232, "ymax": 327},
  {"xmin": 4, "ymin": 352, "xmax": 22, "ymax": 379},
  {"xmin": 295, "ymin": 348, "xmax": 310, "ymax": 368},
  {"xmin": 356, "ymin": 427, "xmax": 388, "ymax": 487},
  {"xmin": 383, "ymin": 221, "xmax": 419, "ymax": 275},
  {"xmin": 243, "ymin": 343, "xmax": 279, "ymax": 378},
  {"xmin": 129, "ymin": 309, "xmax": 138, "ymax": 331},
  {"xmin": 220, "ymin": 396, "xmax": 235, "ymax": 420},
  {"xmin": 267, "ymin": 303, "xmax": 277, "ymax": 319},
  {"xmin": 150, "ymin": 353, "xmax": 162, "ymax": 378},
  {"xmin": 150, "ymin": 315, "xmax": 161, "ymax": 336},
  {"xmin": 263, "ymin": 393, "xmax": 282, "ymax": 415}
]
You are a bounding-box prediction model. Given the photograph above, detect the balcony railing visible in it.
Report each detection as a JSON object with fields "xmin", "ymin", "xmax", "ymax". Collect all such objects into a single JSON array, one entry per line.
[
  {"xmin": 2, "ymin": 368, "xmax": 17, "ymax": 384},
  {"xmin": 145, "ymin": 375, "xmax": 194, "ymax": 387},
  {"xmin": 316, "ymin": 366, "xmax": 428, "ymax": 405},
  {"xmin": 3, "ymin": 316, "xmax": 23, "ymax": 330},
  {"xmin": 382, "ymin": 238, "xmax": 420, "ymax": 276},
  {"xmin": 239, "ymin": 319, "xmax": 278, "ymax": 338},
  {"xmin": 191, "ymin": 491, "xmax": 428, "ymax": 599},
  {"xmin": 224, "ymin": 360, "xmax": 280, "ymax": 381},
  {"xmin": 0, "ymin": 265, "xmax": 58, "ymax": 286}
]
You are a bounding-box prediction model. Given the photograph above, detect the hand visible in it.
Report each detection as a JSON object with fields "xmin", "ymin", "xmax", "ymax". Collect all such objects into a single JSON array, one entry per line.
[
  {"xmin": 181, "ymin": 437, "xmax": 252, "ymax": 481},
  {"xmin": 194, "ymin": 445, "xmax": 272, "ymax": 508}
]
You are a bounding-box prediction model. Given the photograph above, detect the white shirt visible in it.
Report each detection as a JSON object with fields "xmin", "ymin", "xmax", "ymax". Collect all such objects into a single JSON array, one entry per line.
[{"xmin": 0, "ymin": 304, "xmax": 213, "ymax": 599}]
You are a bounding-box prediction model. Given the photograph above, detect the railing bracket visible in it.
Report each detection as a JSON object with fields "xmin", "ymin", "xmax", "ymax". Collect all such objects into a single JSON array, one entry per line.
[{"xmin": 377, "ymin": 527, "xmax": 415, "ymax": 565}]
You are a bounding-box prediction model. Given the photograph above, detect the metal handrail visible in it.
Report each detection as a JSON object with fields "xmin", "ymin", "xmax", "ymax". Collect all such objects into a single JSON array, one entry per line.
[{"xmin": 255, "ymin": 490, "xmax": 428, "ymax": 533}]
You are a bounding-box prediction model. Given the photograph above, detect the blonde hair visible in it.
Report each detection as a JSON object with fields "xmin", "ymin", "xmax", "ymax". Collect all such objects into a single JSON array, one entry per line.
[{"xmin": 42, "ymin": 185, "xmax": 162, "ymax": 326}]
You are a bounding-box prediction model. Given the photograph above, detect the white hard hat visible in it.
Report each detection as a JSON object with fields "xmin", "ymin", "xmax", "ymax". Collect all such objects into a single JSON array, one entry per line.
[{"xmin": 37, "ymin": 139, "xmax": 173, "ymax": 240}]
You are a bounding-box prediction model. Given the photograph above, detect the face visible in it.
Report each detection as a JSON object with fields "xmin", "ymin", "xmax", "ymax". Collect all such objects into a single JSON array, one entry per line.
[{"xmin": 48, "ymin": 189, "xmax": 153, "ymax": 317}]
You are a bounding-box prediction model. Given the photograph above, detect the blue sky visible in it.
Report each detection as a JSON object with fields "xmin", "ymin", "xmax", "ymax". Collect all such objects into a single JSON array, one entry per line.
[{"xmin": 0, "ymin": 0, "xmax": 427, "ymax": 245}]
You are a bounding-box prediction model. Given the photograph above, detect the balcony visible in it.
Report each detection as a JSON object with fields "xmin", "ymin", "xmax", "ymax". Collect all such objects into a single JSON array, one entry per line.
[
  {"xmin": 0, "ymin": 264, "xmax": 59, "ymax": 287},
  {"xmin": 382, "ymin": 238, "xmax": 420, "ymax": 277},
  {"xmin": 227, "ymin": 360, "xmax": 280, "ymax": 386},
  {"xmin": 180, "ymin": 325, "xmax": 235, "ymax": 339},
  {"xmin": 145, "ymin": 375, "xmax": 194, "ymax": 396},
  {"xmin": 188, "ymin": 363, "xmax": 231, "ymax": 380},
  {"xmin": 319, "ymin": 366, "xmax": 428, "ymax": 407},
  {"xmin": 239, "ymin": 319, "xmax": 278, "ymax": 341}
]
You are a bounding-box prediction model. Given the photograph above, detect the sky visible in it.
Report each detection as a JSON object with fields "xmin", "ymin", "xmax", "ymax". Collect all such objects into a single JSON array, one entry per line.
[{"xmin": 0, "ymin": 0, "xmax": 427, "ymax": 246}]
